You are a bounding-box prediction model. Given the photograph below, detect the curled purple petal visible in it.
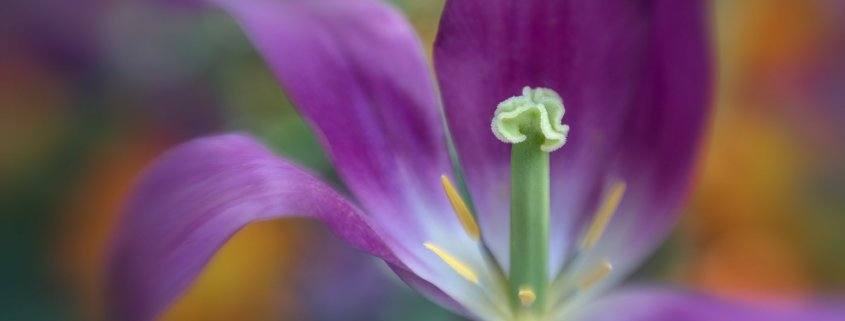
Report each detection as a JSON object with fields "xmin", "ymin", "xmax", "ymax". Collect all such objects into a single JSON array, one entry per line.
[
  {"xmin": 209, "ymin": 0, "xmax": 503, "ymax": 314},
  {"xmin": 136, "ymin": 0, "xmax": 517, "ymax": 317},
  {"xmin": 107, "ymin": 133, "xmax": 399, "ymax": 321}
]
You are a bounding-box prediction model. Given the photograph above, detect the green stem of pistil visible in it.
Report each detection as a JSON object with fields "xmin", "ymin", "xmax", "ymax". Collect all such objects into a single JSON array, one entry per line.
[{"xmin": 509, "ymin": 135, "xmax": 549, "ymax": 314}]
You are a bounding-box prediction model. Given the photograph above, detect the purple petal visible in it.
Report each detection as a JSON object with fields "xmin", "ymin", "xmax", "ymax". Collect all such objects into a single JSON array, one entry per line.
[
  {"xmin": 207, "ymin": 0, "xmax": 510, "ymax": 315},
  {"xmin": 210, "ymin": 0, "xmax": 456, "ymax": 245},
  {"xmin": 107, "ymin": 134, "xmax": 399, "ymax": 321},
  {"xmin": 434, "ymin": 0, "xmax": 712, "ymax": 274},
  {"xmin": 140, "ymin": 0, "xmax": 520, "ymax": 317},
  {"xmin": 575, "ymin": 287, "xmax": 844, "ymax": 321}
]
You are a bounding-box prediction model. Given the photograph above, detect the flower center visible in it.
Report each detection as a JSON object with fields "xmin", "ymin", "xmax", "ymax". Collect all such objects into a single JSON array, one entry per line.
[
  {"xmin": 492, "ymin": 87, "xmax": 569, "ymax": 317},
  {"xmin": 423, "ymin": 87, "xmax": 628, "ymax": 320},
  {"xmin": 428, "ymin": 176, "xmax": 627, "ymax": 320}
]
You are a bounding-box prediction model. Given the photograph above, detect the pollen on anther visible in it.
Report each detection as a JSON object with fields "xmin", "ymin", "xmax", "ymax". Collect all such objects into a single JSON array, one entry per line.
[
  {"xmin": 579, "ymin": 260, "xmax": 613, "ymax": 291},
  {"xmin": 580, "ymin": 182, "xmax": 626, "ymax": 250},
  {"xmin": 424, "ymin": 242, "xmax": 480, "ymax": 284},
  {"xmin": 518, "ymin": 286, "xmax": 537, "ymax": 307},
  {"xmin": 441, "ymin": 175, "xmax": 481, "ymax": 240}
]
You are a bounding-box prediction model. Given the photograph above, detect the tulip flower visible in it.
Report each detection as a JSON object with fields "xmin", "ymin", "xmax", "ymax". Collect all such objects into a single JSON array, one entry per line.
[{"xmin": 107, "ymin": 0, "xmax": 841, "ymax": 320}]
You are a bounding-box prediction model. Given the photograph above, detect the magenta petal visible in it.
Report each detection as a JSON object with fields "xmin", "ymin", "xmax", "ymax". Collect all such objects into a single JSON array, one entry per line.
[
  {"xmin": 130, "ymin": 1, "xmax": 510, "ymax": 318},
  {"xmin": 212, "ymin": 0, "xmax": 454, "ymax": 242},
  {"xmin": 434, "ymin": 0, "xmax": 712, "ymax": 273},
  {"xmin": 107, "ymin": 134, "xmax": 399, "ymax": 321},
  {"xmin": 576, "ymin": 288, "xmax": 845, "ymax": 321},
  {"xmin": 212, "ymin": 1, "xmax": 500, "ymax": 313}
]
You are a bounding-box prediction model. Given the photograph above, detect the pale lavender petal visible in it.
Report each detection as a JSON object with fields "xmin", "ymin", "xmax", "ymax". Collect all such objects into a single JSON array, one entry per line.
[
  {"xmin": 575, "ymin": 287, "xmax": 844, "ymax": 321},
  {"xmin": 107, "ymin": 134, "xmax": 399, "ymax": 321},
  {"xmin": 434, "ymin": 0, "xmax": 712, "ymax": 274}
]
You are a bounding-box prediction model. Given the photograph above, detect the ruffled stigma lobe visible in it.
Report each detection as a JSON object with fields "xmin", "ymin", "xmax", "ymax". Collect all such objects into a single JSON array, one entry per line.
[{"xmin": 491, "ymin": 87, "xmax": 569, "ymax": 152}]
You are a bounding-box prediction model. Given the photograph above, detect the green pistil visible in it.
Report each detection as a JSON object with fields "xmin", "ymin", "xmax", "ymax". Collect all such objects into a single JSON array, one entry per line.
[
  {"xmin": 491, "ymin": 87, "xmax": 569, "ymax": 315},
  {"xmin": 509, "ymin": 139, "xmax": 550, "ymax": 314}
]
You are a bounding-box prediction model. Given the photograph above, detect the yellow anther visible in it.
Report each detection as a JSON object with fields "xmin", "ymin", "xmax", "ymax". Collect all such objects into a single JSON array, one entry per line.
[
  {"xmin": 580, "ymin": 182, "xmax": 626, "ymax": 250},
  {"xmin": 441, "ymin": 175, "xmax": 481, "ymax": 240},
  {"xmin": 579, "ymin": 260, "xmax": 613, "ymax": 291},
  {"xmin": 517, "ymin": 286, "xmax": 537, "ymax": 307},
  {"xmin": 424, "ymin": 242, "xmax": 480, "ymax": 284}
]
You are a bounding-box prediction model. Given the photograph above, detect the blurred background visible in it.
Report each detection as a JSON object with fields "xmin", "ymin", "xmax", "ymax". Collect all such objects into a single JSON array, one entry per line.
[{"xmin": 1, "ymin": 0, "xmax": 843, "ymax": 320}]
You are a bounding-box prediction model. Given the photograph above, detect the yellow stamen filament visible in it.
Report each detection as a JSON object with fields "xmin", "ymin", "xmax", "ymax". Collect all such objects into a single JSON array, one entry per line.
[
  {"xmin": 580, "ymin": 182, "xmax": 626, "ymax": 250},
  {"xmin": 517, "ymin": 286, "xmax": 537, "ymax": 307},
  {"xmin": 579, "ymin": 260, "xmax": 613, "ymax": 291},
  {"xmin": 424, "ymin": 242, "xmax": 480, "ymax": 284},
  {"xmin": 441, "ymin": 175, "xmax": 481, "ymax": 240}
]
